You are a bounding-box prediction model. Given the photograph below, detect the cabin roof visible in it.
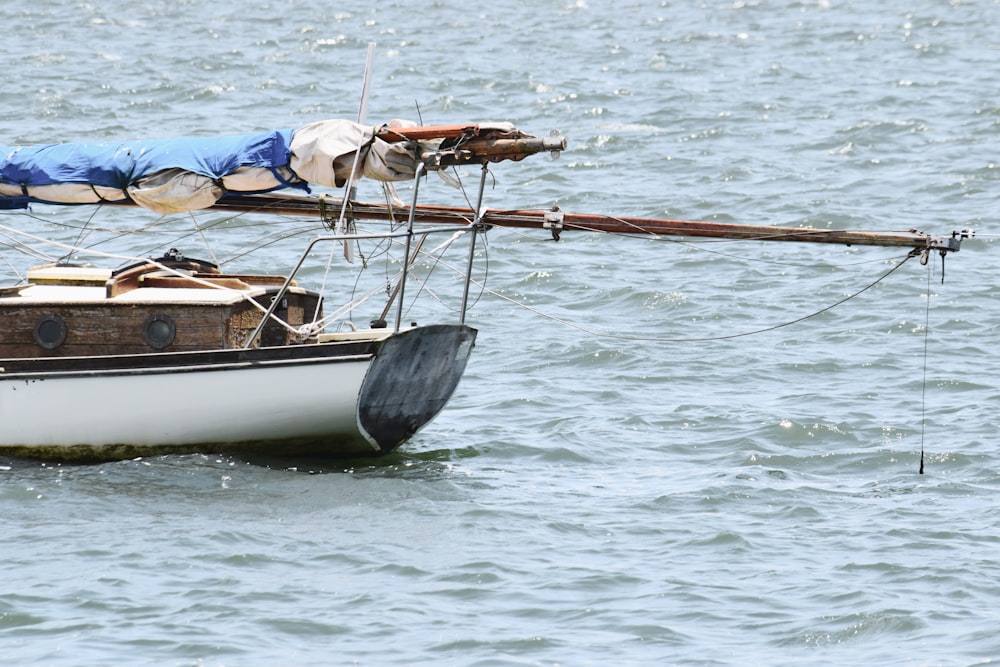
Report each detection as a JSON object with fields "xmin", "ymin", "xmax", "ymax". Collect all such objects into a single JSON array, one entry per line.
[{"xmin": 1, "ymin": 283, "xmax": 254, "ymax": 305}]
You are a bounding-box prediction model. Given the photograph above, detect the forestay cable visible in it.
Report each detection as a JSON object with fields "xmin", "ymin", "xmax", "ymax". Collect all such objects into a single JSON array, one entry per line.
[{"xmin": 472, "ymin": 251, "xmax": 917, "ymax": 344}]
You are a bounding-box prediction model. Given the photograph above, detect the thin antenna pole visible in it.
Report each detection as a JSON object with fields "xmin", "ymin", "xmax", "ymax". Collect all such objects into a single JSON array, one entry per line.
[
  {"xmin": 357, "ymin": 42, "xmax": 376, "ymax": 124},
  {"xmin": 336, "ymin": 42, "xmax": 377, "ymax": 262}
]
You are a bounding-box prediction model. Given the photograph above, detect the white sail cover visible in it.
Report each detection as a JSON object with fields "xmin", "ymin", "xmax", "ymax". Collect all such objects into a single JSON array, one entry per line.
[{"xmin": 0, "ymin": 119, "xmax": 418, "ymax": 214}]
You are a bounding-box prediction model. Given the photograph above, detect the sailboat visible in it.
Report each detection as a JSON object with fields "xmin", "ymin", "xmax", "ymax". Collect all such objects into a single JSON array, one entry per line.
[
  {"xmin": 0, "ymin": 120, "xmax": 567, "ymax": 461},
  {"xmin": 0, "ymin": 117, "xmax": 966, "ymax": 462}
]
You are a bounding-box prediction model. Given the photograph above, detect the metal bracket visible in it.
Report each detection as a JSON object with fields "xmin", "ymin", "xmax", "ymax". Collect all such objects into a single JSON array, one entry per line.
[
  {"xmin": 926, "ymin": 228, "xmax": 971, "ymax": 253},
  {"xmin": 547, "ymin": 130, "xmax": 564, "ymax": 159},
  {"xmin": 918, "ymin": 229, "xmax": 972, "ymax": 284},
  {"xmin": 543, "ymin": 207, "xmax": 564, "ymax": 241},
  {"xmin": 317, "ymin": 193, "xmax": 350, "ymax": 230}
]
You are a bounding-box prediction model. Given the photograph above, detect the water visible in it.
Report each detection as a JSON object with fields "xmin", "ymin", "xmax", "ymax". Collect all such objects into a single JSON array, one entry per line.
[{"xmin": 2, "ymin": 1, "xmax": 999, "ymax": 664}]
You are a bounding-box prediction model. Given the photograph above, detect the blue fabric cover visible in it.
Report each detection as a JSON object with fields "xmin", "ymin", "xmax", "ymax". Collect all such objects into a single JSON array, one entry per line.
[{"xmin": 0, "ymin": 129, "xmax": 298, "ymax": 209}]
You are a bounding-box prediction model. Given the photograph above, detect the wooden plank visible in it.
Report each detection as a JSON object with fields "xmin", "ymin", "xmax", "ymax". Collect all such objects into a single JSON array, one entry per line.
[{"xmin": 139, "ymin": 275, "xmax": 252, "ymax": 290}]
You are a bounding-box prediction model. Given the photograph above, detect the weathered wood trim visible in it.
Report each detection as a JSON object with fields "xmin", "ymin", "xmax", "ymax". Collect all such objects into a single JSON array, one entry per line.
[
  {"xmin": 0, "ymin": 291, "xmax": 323, "ymax": 357},
  {"xmin": 0, "ymin": 337, "xmax": 377, "ymax": 375}
]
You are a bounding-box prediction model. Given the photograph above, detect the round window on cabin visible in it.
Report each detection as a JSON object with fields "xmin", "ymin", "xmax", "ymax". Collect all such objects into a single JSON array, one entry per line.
[
  {"xmin": 143, "ymin": 314, "xmax": 176, "ymax": 350},
  {"xmin": 34, "ymin": 313, "xmax": 68, "ymax": 350}
]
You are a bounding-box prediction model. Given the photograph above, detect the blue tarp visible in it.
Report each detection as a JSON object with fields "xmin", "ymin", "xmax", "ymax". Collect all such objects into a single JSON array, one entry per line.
[{"xmin": 0, "ymin": 129, "xmax": 299, "ymax": 209}]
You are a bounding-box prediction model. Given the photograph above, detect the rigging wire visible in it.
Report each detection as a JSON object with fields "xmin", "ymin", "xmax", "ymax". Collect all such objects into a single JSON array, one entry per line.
[
  {"xmin": 466, "ymin": 251, "xmax": 917, "ymax": 343},
  {"xmin": 187, "ymin": 210, "xmax": 219, "ymax": 266},
  {"xmin": 222, "ymin": 222, "xmax": 330, "ymax": 265},
  {"xmin": 58, "ymin": 205, "xmax": 228, "ymax": 261},
  {"xmin": 0, "ymin": 250, "xmax": 28, "ymax": 282},
  {"xmin": 62, "ymin": 202, "xmax": 103, "ymax": 262},
  {"xmin": 394, "ymin": 229, "xmax": 486, "ymax": 323},
  {"xmin": 919, "ymin": 253, "xmax": 932, "ymax": 475},
  {"xmin": 0, "ymin": 229, "xmax": 54, "ymax": 265},
  {"xmin": 386, "ymin": 229, "xmax": 915, "ymax": 345}
]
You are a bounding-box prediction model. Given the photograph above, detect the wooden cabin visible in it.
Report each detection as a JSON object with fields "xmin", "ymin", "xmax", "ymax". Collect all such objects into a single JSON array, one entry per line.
[{"xmin": 0, "ymin": 255, "xmax": 323, "ymax": 358}]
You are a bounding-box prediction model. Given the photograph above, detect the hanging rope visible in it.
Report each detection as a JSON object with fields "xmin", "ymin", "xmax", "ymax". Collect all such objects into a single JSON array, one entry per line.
[
  {"xmin": 919, "ymin": 254, "xmax": 932, "ymax": 474},
  {"xmin": 468, "ymin": 251, "xmax": 917, "ymax": 344}
]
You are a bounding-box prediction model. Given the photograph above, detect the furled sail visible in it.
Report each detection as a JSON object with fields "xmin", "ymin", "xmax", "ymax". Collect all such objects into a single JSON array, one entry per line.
[{"xmin": 0, "ymin": 119, "xmax": 419, "ymax": 214}]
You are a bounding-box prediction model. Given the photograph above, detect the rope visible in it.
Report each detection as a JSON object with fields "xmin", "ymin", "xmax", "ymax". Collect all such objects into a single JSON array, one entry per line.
[
  {"xmin": 470, "ymin": 252, "xmax": 916, "ymax": 344},
  {"xmin": 919, "ymin": 255, "xmax": 932, "ymax": 474}
]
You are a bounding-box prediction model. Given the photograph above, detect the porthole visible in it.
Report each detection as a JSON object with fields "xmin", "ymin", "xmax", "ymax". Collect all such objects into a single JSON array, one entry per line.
[
  {"xmin": 33, "ymin": 313, "xmax": 68, "ymax": 350},
  {"xmin": 143, "ymin": 314, "xmax": 176, "ymax": 350}
]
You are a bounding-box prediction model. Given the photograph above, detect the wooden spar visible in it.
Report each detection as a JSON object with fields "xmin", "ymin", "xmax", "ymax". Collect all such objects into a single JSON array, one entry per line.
[
  {"xmin": 376, "ymin": 124, "xmax": 480, "ymax": 142},
  {"xmin": 209, "ymin": 194, "xmax": 966, "ymax": 253},
  {"xmin": 375, "ymin": 123, "xmax": 567, "ymax": 166}
]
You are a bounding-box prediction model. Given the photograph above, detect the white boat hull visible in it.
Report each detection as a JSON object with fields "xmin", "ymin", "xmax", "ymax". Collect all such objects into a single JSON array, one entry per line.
[{"xmin": 0, "ymin": 324, "xmax": 476, "ymax": 461}]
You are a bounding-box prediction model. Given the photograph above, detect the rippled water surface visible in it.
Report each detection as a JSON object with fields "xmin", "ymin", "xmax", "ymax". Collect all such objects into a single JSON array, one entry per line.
[{"xmin": 2, "ymin": 1, "xmax": 1000, "ymax": 665}]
